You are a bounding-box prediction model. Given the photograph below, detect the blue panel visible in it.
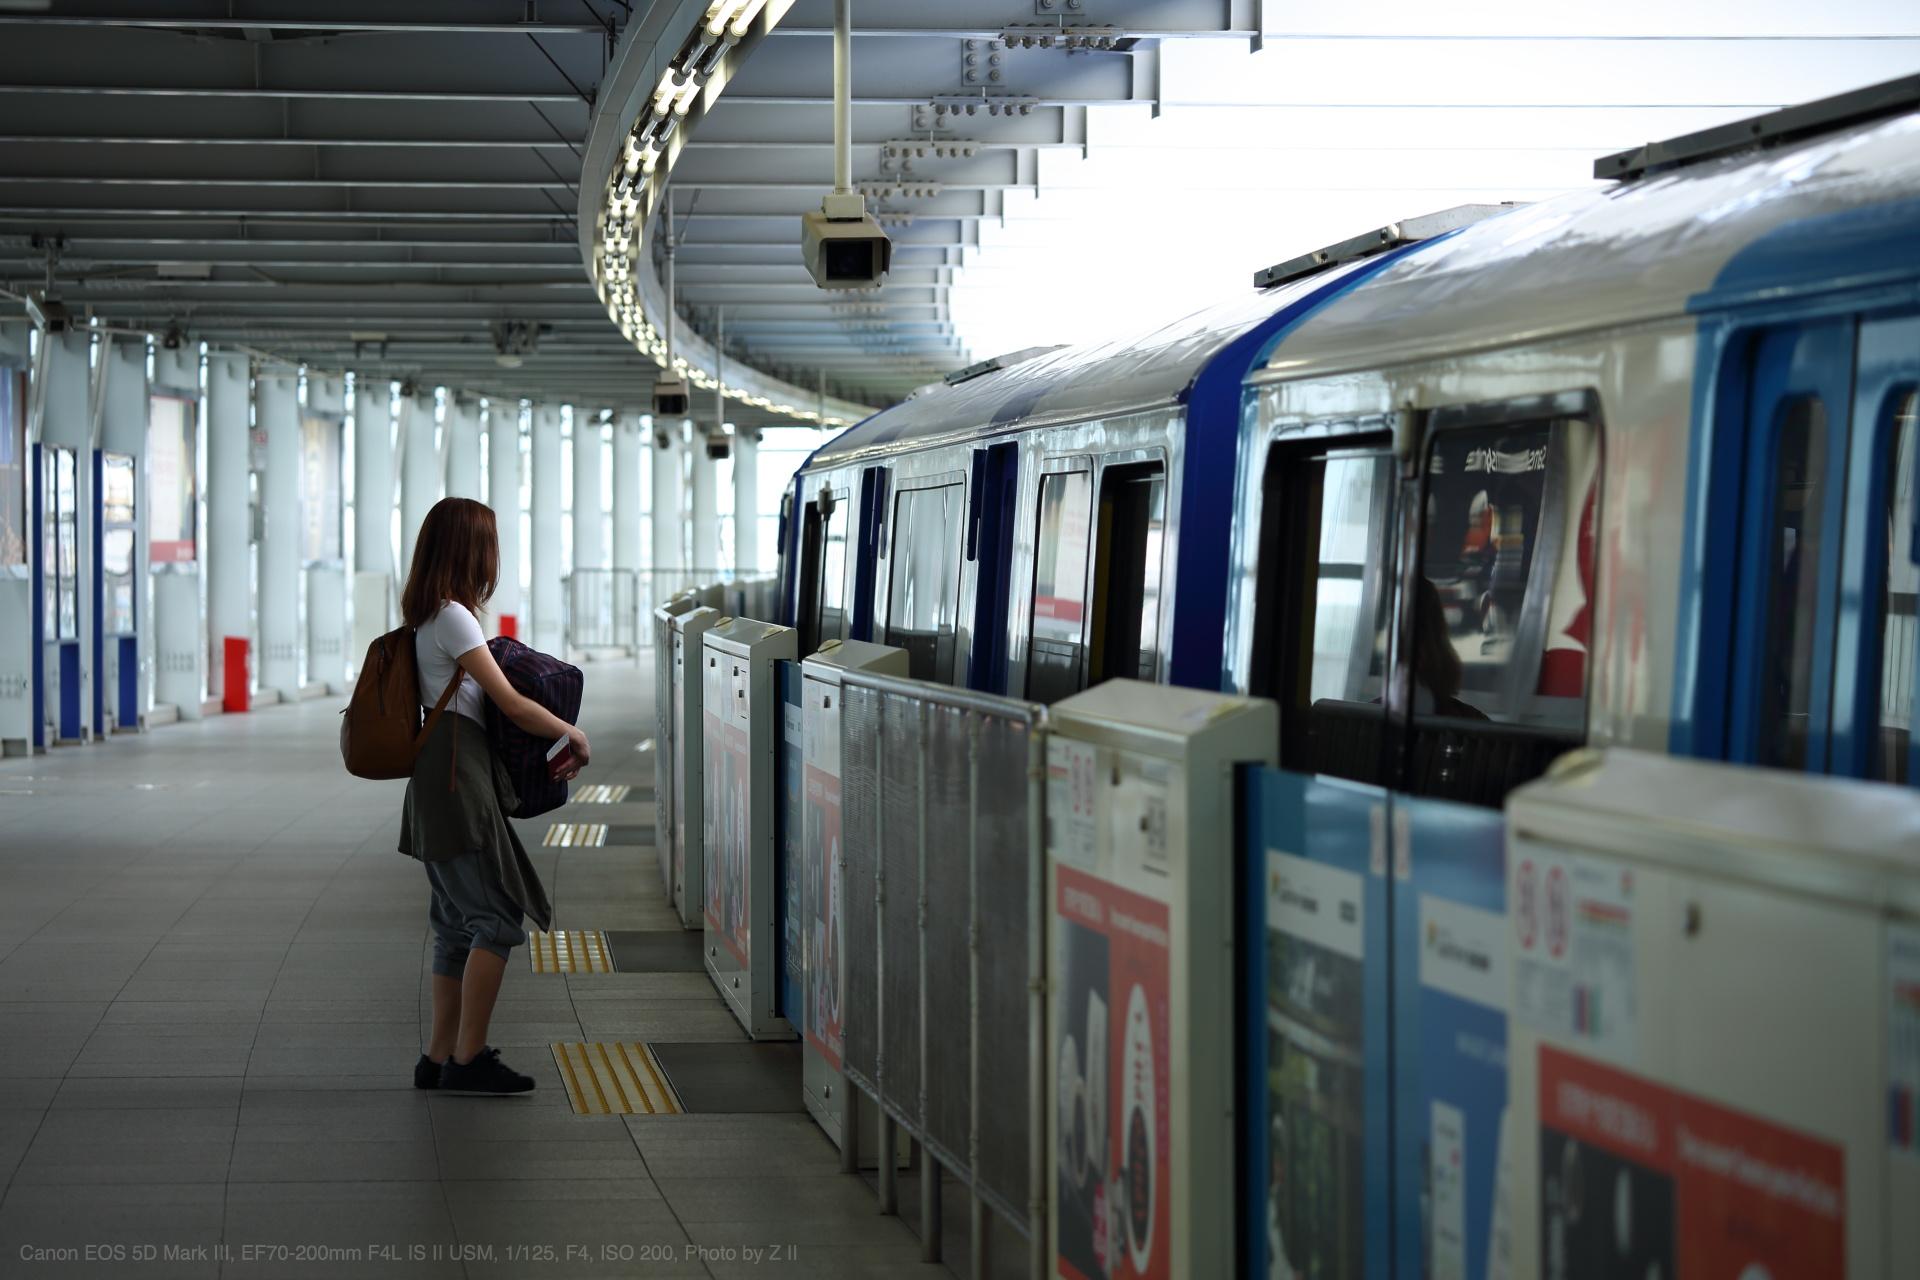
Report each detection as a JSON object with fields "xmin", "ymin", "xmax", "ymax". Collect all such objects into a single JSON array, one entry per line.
[
  {"xmin": 966, "ymin": 442, "xmax": 1018, "ymax": 693},
  {"xmin": 1391, "ymin": 796, "xmax": 1507, "ymax": 1280},
  {"xmin": 777, "ymin": 660, "xmax": 805, "ymax": 1023},
  {"xmin": 58, "ymin": 639, "xmax": 80, "ymax": 741},
  {"xmin": 1244, "ymin": 765, "xmax": 1392, "ymax": 1280},
  {"xmin": 91, "ymin": 448, "xmax": 103, "ymax": 737},
  {"xmin": 118, "ymin": 634, "xmax": 138, "ymax": 729},
  {"xmin": 30, "ymin": 442, "xmax": 43, "ymax": 750},
  {"xmin": 1689, "ymin": 193, "xmax": 1920, "ymax": 316},
  {"xmin": 1668, "ymin": 317, "xmax": 1744, "ymax": 759}
]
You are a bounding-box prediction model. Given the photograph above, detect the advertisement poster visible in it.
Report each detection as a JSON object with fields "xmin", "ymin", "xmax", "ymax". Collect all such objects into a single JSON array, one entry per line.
[
  {"xmin": 146, "ymin": 394, "xmax": 195, "ymax": 564},
  {"xmin": 1513, "ymin": 848, "xmax": 1636, "ymax": 1058},
  {"xmin": 1055, "ymin": 866, "xmax": 1171, "ymax": 1280},
  {"xmin": 802, "ymin": 678, "xmax": 844, "ymax": 1070},
  {"xmin": 781, "ymin": 687, "xmax": 804, "ymax": 1024},
  {"xmin": 1265, "ymin": 850, "xmax": 1366, "ymax": 1280},
  {"xmin": 703, "ymin": 679, "xmax": 753, "ymax": 969},
  {"xmin": 1419, "ymin": 893, "xmax": 1511, "ymax": 1280},
  {"xmin": 1539, "ymin": 1045, "xmax": 1844, "ymax": 1280}
]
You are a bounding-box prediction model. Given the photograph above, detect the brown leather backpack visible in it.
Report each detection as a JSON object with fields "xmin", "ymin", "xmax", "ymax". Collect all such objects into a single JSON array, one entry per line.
[{"xmin": 339, "ymin": 625, "xmax": 460, "ymax": 780}]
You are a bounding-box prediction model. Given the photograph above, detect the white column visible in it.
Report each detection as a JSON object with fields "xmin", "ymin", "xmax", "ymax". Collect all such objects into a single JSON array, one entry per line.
[
  {"xmin": 39, "ymin": 329, "xmax": 93, "ymax": 741},
  {"xmin": 350, "ymin": 378, "xmax": 394, "ymax": 662},
  {"xmin": 398, "ymin": 392, "xmax": 439, "ymax": 582},
  {"xmin": 651, "ymin": 417, "xmax": 683, "ymax": 575},
  {"xmin": 529, "ymin": 404, "xmax": 564, "ymax": 654},
  {"xmin": 445, "ymin": 395, "xmax": 482, "ymax": 500},
  {"xmin": 486, "ymin": 402, "xmax": 522, "ymax": 638},
  {"xmin": 611, "ymin": 413, "xmax": 642, "ymax": 572},
  {"xmin": 304, "ymin": 374, "xmax": 347, "ymax": 692},
  {"xmin": 205, "ymin": 352, "xmax": 251, "ymax": 707},
  {"xmin": 572, "ymin": 413, "xmax": 604, "ymax": 573},
  {"xmin": 100, "ymin": 338, "xmax": 149, "ymax": 729},
  {"xmin": 689, "ymin": 425, "xmax": 718, "ymax": 575},
  {"xmin": 148, "ymin": 342, "xmax": 202, "ymax": 720},
  {"xmin": 255, "ymin": 372, "xmax": 301, "ymax": 701},
  {"xmin": 732, "ymin": 429, "xmax": 759, "ymax": 574}
]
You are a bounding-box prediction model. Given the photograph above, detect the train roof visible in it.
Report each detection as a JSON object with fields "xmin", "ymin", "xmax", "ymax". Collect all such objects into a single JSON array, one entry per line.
[
  {"xmin": 805, "ymin": 255, "xmax": 1384, "ymax": 469},
  {"xmin": 1254, "ymin": 106, "xmax": 1920, "ymax": 388}
]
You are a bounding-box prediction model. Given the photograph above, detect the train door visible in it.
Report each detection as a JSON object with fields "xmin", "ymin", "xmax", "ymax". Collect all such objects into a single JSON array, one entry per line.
[
  {"xmin": 881, "ymin": 473, "xmax": 966, "ymax": 683},
  {"xmin": 1024, "ymin": 452, "xmax": 1167, "ymax": 703},
  {"xmin": 794, "ymin": 480, "xmax": 850, "ymax": 657},
  {"xmin": 1720, "ymin": 320, "xmax": 1858, "ymax": 772}
]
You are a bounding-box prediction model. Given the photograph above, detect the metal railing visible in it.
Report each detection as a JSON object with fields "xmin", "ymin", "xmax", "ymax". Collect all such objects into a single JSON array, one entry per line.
[
  {"xmin": 838, "ymin": 668, "xmax": 1047, "ymax": 1278},
  {"xmin": 568, "ymin": 570, "xmax": 782, "ymax": 652}
]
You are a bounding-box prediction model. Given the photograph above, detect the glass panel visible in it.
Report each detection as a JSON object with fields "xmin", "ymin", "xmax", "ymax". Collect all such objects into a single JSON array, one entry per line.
[
  {"xmin": 1136, "ymin": 476, "xmax": 1165, "ymax": 680},
  {"xmin": 885, "ymin": 482, "xmax": 965, "ymax": 684},
  {"xmin": 1759, "ymin": 398, "xmax": 1829, "ymax": 770},
  {"xmin": 1313, "ymin": 455, "xmax": 1393, "ymax": 706},
  {"xmin": 1418, "ymin": 420, "xmax": 1592, "ymax": 731},
  {"xmin": 45, "ymin": 447, "xmax": 78, "ymax": 640},
  {"xmin": 1028, "ymin": 470, "xmax": 1093, "ymax": 702},
  {"xmin": 102, "ymin": 453, "xmax": 134, "ymax": 524},
  {"xmin": 1, "ymin": 371, "xmax": 26, "ymax": 569},
  {"xmin": 1874, "ymin": 391, "xmax": 1918, "ymax": 784},
  {"xmin": 815, "ymin": 494, "xmax": 848, "ymax": 646}
]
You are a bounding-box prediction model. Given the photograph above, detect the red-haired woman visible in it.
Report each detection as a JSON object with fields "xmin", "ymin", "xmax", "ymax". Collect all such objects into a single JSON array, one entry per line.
[{"xmin": 399, "ymin": 496, "xmax": 590, "ymax": 1094}]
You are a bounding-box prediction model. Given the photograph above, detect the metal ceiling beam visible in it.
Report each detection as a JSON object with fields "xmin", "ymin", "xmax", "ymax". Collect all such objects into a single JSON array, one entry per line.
[
  {"xmin": 0, "ymin": 86, "xmax": 585, "ymax": 102},
  {"xmin": 0, "ymin": 18, "xmax": 609, "ymax": 34}
]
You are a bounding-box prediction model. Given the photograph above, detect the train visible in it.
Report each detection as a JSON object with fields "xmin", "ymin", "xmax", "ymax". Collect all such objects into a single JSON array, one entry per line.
[{"xmin": 771, "ymin": 73, "xmax": 1920, "ymax": 808}]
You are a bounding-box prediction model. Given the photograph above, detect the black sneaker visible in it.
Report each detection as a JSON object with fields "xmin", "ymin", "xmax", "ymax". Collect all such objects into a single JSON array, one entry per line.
[
  {"xmin": 438, "ymin": 1047, "xmax": 535, "ymax": 1095},
  {"xmin": 414, "ymin": 1054, "xmax": 443, "ymax": 1090}
]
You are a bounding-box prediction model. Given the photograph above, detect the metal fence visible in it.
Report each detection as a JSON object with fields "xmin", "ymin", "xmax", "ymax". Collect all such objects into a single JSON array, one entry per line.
[{"xmin": 839, "ymin": 668, "xmax": 1047, "ymax": 1278}]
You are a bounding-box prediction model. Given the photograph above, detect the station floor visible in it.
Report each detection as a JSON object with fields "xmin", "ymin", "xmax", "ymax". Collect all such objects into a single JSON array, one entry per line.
[{"xmin": 0, "ymin": 657, "xmax": 990, "ymax": 1279}]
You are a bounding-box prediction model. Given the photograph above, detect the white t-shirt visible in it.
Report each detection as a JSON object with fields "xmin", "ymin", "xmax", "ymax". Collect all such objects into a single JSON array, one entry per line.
[{"xmin": 416, "ymin": 601, "xmax": 489, "ymax": 726}]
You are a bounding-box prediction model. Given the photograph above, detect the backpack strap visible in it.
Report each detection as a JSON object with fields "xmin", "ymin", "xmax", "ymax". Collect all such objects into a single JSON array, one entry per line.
[{"xmin": 414, "ymin": 667, "xmax": 465, "ymax": 793}]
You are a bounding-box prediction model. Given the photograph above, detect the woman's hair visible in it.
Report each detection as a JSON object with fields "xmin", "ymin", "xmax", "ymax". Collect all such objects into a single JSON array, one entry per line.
[
  {"xmin": 400, "ymin": 497, "xmax": 499, "ymax": 629},
  {"xmin": 1412, "ymin": 576, "xmax": 1463, "ymax": 699}
]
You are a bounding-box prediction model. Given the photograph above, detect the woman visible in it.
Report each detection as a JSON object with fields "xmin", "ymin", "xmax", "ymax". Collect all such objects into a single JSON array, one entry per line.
[{"xmin": 398, "ymin": 497, "xmax": 591, "ymax": 1095}]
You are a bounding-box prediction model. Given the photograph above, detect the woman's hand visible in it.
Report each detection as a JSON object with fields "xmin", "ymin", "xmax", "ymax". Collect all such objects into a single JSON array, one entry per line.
[{"xmin": 564, "ymin": 726, "xmax": 591, "ymax": 778}]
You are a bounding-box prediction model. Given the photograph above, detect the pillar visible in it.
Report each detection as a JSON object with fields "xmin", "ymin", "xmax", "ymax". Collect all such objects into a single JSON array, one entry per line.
[
  {"xmin": 651, "ymin": 416, "xmax": 683, "ymax": 577},
  {"xmin": 100, "ymin": 337, "xmax": 149, "ymax": 730},
  {"xmin": 350, "ymin": 377, "xmax": 394, "ymax": 665},
  {"xmin": 255, "ymin": 372, "xmax": 301, "ymax": 701},
  {"xmin": 304, "ymin": 373, "xmax": 347, "ymax": 692},
  {"xmin": 611, "ymin": 413, "xmax": 642, "ymax": 573},
  {"xmin": 205, "ymin": 351, "xmax": 251, "ymax": 708},
  {"xmin": 733, "ymin": 429, "xmax": 759, "ymax": 574},
  {"xmin": 529, "ymin": 403, "xmax": 564, "ymax": 654},
  {"xmin": 689, "ymin": 425, "xmax": 718, "ymax": 575},
  {"xmin": 572, "ymin": 413, "xmax": 604, "ymax": 573},
  {"xmin": 486, "ymin": 401, "xmax": 522, "ymax": 637},
  {"xmin": 446, "ymin": 395, "xmax": 482, "ymax": 501},
  {"xmin": 398, "ymin": 392, "xmax": 439, "ymax": 583},
  {"xmin": 37, "ymin": 328, "xmax": 93, "ymax": 743},
  {"xmin": 149, "ymin": 342, "xmax": 202, "ymax": 720}
]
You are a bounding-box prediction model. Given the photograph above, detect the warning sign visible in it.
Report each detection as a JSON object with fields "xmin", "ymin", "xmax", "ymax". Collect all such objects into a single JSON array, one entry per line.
[{"xmin": 1538, "ymin": 1045, "xmax": 1845, "ymax": 1280}]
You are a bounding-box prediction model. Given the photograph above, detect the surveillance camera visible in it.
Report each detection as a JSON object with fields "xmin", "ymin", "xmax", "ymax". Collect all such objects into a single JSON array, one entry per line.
[
  {"xmin": 801, "ymin": 193, "xmax": 892, "ymax": 290},
  {"xmin": 704, "ymin": 432, "xmax": 730, "ymax": 461},
  {"xmin": 654, "ymin": 428, "xmax": 674, "ymax": 450},
  {"xmin": 653, "ymin": 379, "xmax": 689, "ymax": 416},
  {"xmin": 25, "ymin": 291, "xmax": 70, "ymax": 334}
]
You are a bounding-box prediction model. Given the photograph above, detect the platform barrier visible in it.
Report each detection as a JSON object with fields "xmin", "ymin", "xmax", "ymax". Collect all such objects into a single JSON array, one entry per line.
[
  {"xmin": 701, "ymin": 616, "xmax": 798, "ymax": 1040},
  {"xmin": 564, "ymin": 567, "xmax": 640, "ymax": 653},
  {"xmin": 667, "ymin": 604, "xmax": 721, "ymax": 928},
  {"xmin": 833, "ymin": 666, "xmax": 1049, "ymax": 1272},
  {"xmin": 1243, "ymin": 747, "xmax": 1920, "ymax": 1280},
  {"xmin": 652, "ymin": 591, "xmax": 697, "ymax": 897}
]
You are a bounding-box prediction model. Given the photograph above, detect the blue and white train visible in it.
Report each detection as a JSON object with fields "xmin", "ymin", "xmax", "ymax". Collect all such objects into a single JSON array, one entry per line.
[{"xmin": 774, "ymin": 73, "xmax": 1920, "ymax": 808}]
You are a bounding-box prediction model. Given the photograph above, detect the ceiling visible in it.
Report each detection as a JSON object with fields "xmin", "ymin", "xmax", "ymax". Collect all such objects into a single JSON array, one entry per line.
[{"xmin": 0, "ymin": 1, "xmax": 1262, "ymax": 422}]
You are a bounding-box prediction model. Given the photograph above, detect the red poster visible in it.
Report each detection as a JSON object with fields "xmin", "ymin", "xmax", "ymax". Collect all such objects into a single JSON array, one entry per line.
[
  {"xmin": 702, "ymin": 706, "xmax": 753, "ymax": 969},
  {"xmin": 1055, "ymin": 866, "xmax": 1171, "ymax": 1280},
  {"xmin": 1539, "ymin": 1046, "xmax": 1845, "ymax": 1280}
]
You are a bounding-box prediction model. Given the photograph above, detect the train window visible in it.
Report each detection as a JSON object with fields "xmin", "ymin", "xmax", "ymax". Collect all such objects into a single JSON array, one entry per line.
[
  {"xmin": 1396, "ymin": 415, "xmax": 1598, "ymax": 806},
  {"xmin": 1873, "ymin": 391, "xmax": 1917, "ymax": 783},
  {"xmin": 885, "ymin": 482, "xmax": 965, "ymax": 683},
  {"xmin": 797, "ymin": 488, "xmax": 848, "ymax": 656},
  {"xmin": 1088, "ymin": 464, "xmax": 1167, "ymax": 684},
  {"xmin": 1758, "ymin": 398, "xmax": 1829, "ymax": 771},
  {"xmin": 1254, "ymin": 443, "xmax": 1397, "ymax": 779},
  {"xmin": 1028, "ymin": 470, "xmax": 1094, "ymax": 703}
]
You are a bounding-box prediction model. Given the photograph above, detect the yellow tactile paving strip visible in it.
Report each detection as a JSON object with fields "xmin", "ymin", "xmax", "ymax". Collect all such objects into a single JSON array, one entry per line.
[
  {"xmin": 527, "ymin": 930, "xmax": 613, "ymax": 973},
  {"xmin": 551, "ymin": 1042, "xmax": 683, "ymax": 1115},
  {"xmin": 542, "ymin": 822, "xmax": 607, "ymax": 847},
  {"xmin": 571, "ymin": 784, "xmax": 631, "ymax": 804}
]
